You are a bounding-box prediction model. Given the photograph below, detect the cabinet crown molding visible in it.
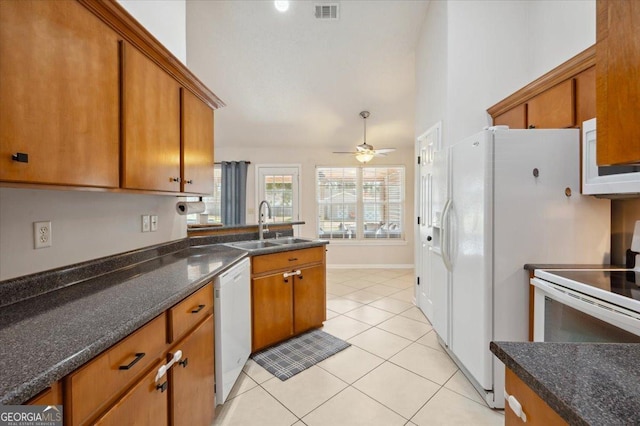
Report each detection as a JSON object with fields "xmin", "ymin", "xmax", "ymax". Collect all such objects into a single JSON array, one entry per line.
[
  {"xmin": 78, "ymin": 0, "xmax": 224, "ymax": 110},
  {"xmin": 487, "ymin": 45, "xmax": 595, "ymax": 119}
]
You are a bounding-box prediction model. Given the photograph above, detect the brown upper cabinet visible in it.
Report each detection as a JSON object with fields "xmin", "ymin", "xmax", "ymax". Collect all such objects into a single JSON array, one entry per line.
[
  {"xmin": 527, "ymin": 79, "xmax": 575, "ymax": 129},
  {"xmin": 0, "ymin": 0, "xmax": 120, "ymax": 188},
  {"xmin": 488, "ymin": 47, "xmax": 596, "ymax": 132},
  {"xmin": 181, "ymin": 89, "xmax": 215, "ymax": 195},
  {"xmin": 0, "ymin": 0, "xmax": 223, "ymax": 194},
  {"xmin": 122, "ymin": 43, "xmax": 182, "ymax": 192},
  {"xmin": 596, "ymin": 0, "xmax": 640, "ymax": 165},
  {"xmin": 494, "ymin": 104, "xmax": 527, "ymax": 130}
]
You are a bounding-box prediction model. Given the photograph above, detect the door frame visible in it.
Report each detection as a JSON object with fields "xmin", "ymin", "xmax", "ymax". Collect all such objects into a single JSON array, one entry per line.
[{"xmin": 255, "ymin": 164, "xmax": 302, "ymax": 233}]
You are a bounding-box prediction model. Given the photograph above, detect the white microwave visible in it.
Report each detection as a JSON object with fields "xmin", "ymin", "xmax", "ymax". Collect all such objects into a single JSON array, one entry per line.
[{"xmin": 582, "ymin": 118, "xmax": 640, "ymax": 196}]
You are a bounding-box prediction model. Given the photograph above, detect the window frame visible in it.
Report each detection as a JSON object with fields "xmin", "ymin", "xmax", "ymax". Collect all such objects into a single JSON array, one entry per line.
[{"xmin": 316, "ymin": 165, "xmax": 405, "ymax": 243}]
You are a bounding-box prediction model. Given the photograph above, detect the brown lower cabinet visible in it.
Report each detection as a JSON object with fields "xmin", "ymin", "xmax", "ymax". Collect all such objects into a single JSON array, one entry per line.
[
  {"xmin": 251, "ymin": 247, "xmax": 326, "ymax": 352},
  {"xmin": 505, "ymin": 368, "xmax": 567, "ymax": 426},
  {"xmin": 26, "ymin": 381, "xmax": 63, "ymax": 406},
  {"xmin": 93, "ymin": 362, "xmax": 169, "ymax": 426},
  {"xmin": 168, "ymin": 315, "xmax": 215, "ymax": 426},
  {"xmin": 63, "ymin": 283, "xmax": 215, "ymax": 426}
]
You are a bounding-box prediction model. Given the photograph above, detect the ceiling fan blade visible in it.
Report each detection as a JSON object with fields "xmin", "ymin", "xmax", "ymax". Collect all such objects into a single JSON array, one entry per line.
[
  {"xmin": 373, "ymin": 148, "xmax": 396, "ymax": 154},
  {"xmin": 373, "ymin": 152, "xmax": 387, "ymax": 157},
  {"xmin": 332, "ymin": 151, "xmax": 359, "ymax": 154}
]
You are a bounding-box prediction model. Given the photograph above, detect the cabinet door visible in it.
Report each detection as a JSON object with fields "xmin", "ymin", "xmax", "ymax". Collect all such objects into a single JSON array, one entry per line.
[
  {"xmin": 596, "ymin": 0, "xmax": 640, "ymax": 165},
  {"xmin": 575, "ymin": 66, "xmax": 596, "ymax": 126},
  {"xmin": 169, "ymin": 315, "xmax": 215, "ymax": 426},
  {"xmin": 123, "ymin": 43, "xmax": 181, "ymax": 192},
  {"xmin": 252, "ymin": 273, "xmax": 294, "ymax": 351},
  {"xmin": 0, "ymin": 0, "xmax": 119, "ymax": 187},
  {"xmin": 182, "ymin": 89, "xmax": 215, "ymax": 195},
  {"xmin": 527, "ymin": 79, "xmax": 575, "ymax": 129},
  {"xmin": 493, "ymin": 104, "xmax": 526, "ymax": 129},
  {"xmin": 294, "ymin": 264, "xmax": 326, "ymax": 334},
  {"xmin": 94, "ymin": 362, "xmax": 169, "ymax": 426}
]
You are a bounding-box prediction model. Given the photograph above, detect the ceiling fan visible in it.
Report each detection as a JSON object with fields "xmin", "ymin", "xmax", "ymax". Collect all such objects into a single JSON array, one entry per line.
[{"xmin": 333, "ymin": 111, "xmax": 396, "ymax": 163}]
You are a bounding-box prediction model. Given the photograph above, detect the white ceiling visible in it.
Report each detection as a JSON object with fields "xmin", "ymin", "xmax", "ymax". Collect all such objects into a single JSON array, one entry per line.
[{"xmin": 186, "ymin": 0, "xmax": 429, "ymax": 151}]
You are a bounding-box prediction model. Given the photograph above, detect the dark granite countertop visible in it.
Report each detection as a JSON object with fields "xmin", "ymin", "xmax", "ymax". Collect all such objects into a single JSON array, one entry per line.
[
  {"xmin": 491, "ymin": 341, "xmax": 640, "ymax": 425},
  {"xmin": 188, "ymin": 221, "xmax": 305, "ymax": 232},
  {"xmin": 0, "ymin": 244, "xmax": 247, "ymax": 405}
]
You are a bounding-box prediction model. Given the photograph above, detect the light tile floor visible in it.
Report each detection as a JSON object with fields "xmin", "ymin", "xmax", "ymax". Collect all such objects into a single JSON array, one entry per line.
[{"xmin": 213, "ymin": 268, "xmax": 504, "ymax": 426}]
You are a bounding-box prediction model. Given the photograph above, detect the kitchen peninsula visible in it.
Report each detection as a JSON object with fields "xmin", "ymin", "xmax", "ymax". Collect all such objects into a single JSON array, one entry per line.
[{"xmin": 0, "ymin": 224, "xmax": 328, "ymax": 424}]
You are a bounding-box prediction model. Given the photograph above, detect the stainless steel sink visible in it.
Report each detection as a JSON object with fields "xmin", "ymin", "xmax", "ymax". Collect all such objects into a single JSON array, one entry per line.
[
  {"xmin": 225, "ymin": 237, "xmax": 315, "ymax": 251},
  {"xmin": 226, "ymin": 240, "xmax": 279, "ymax": 250},
  {"xmin": 271, "ymin": 237, "xmax": 313, "ymax": 245}
]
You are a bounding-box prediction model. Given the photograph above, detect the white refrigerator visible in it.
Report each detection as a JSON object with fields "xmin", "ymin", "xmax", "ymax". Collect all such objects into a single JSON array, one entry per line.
[{"xmin": 427, "ymin": 128, "xmax": 611, "ymax": 408}]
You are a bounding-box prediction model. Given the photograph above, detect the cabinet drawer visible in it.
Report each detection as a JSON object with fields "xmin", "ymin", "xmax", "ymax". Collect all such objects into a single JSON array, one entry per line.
[
  {"xmin": 26, "ymin": 381, "xmax": 62, "ymax": 406},
  {"xmin": 252, "ymin": 247, "xmax": 324, "ymax": 275},
  {"xmin": 505, "ymin": 368, "xmax": 567, "ymax": 426},
  {"xmin": 65, "ymin": 313, "xmax": 167, "ymax": 426},
  {"xmin": 168, "ymin": 283, "xmax": 213, "ymax": 343}
]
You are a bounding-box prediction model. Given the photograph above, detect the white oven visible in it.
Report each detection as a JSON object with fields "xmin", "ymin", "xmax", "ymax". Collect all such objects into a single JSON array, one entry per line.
[
  {"xmin": 532, "ymin": 269, "xmax": 640, "ymax": 343},
  {"xmin": 582, "ymin": 118, "xmax": 640, "ymax": 196}
]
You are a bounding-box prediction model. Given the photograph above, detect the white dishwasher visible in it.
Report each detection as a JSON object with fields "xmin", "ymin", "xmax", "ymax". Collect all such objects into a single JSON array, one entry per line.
[{"xmin": 214, "ymin": 257, "xmax": 251, "ymax": 405}]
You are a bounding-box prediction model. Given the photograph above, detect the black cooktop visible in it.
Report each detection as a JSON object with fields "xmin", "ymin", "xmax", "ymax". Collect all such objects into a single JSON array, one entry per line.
[{"xmin": 551, "ymin": 269, "xmax": 640, "ymax": 302}]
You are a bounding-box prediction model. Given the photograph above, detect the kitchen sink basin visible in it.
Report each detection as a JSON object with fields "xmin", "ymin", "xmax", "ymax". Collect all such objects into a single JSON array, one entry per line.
[
  {"xmin": 225, "ymin": 237, "xmax": 315, "ymax": 251},
  {"xmin": 271, "ymin": 237, "xmax": 313, "ymax": 245},
  {"xmin": 226, "ymin": 240, "xmax": 279, "ymax": 250}
]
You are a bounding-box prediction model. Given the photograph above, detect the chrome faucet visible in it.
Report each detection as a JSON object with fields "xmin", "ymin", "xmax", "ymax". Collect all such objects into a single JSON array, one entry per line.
[{"xmin": 258, "ymin": 200, "xmax": 272, "ymax": 240}]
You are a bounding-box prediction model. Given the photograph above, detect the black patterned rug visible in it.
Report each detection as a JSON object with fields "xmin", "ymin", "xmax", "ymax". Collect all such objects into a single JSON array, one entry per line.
[{"xmin": 251, "ymin": 329, "xmax": 351, "ymax": 380}]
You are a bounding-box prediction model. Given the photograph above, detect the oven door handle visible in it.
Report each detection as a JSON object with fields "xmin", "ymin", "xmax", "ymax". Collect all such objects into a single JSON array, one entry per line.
[{"xmin": 531, "ymin": 278, "xmax": 640, "ymax": 337}]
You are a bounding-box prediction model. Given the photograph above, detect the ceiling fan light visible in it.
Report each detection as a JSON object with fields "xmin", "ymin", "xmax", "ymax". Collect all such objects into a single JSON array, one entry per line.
[
  {"xmin": 356, "ymin": 152, "xmax": 374, "ymax": 163},
  {"xmin": 274, "ymin": 0, "xmax": 289, "ymax": 12}
]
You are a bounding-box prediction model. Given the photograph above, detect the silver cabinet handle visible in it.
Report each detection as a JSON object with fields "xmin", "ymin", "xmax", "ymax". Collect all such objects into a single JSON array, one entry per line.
[{"xmin": 283, "ymin": 270, "xmax": 302, "ymax": 279}]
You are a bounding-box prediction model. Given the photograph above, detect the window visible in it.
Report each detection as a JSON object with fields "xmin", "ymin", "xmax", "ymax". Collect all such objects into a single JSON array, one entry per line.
[
  {"xmin": 186, "ymin": 165, "xmax": 222, "ymax": 225},
  {"xmin": 316, "ymin": 166, "xmax": 404, "ymax": 240}
]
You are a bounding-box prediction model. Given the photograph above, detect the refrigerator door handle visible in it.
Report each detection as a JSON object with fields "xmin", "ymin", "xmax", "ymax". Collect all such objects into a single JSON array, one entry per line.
[{"xmin": 441, "ymin": 198, "xmax": 453, "ymax": 272}]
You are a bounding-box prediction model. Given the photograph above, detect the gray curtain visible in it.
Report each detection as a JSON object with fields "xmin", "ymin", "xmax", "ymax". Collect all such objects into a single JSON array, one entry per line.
[{"xmin": 221, "ymin": 161, "xmax": 249, "ymax": 225}]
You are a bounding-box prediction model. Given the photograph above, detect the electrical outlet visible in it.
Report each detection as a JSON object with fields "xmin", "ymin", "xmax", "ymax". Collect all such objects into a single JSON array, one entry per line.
[
  {"xmin": 150, "ymin": 215, "xmax": 158, "ymax": 232},
  {"xmin": 141, "ymin": 215, "xmax": 150, "ymax": 232},
  {"xmin": 34, "ymin": 221, "xmax": 52, "ymax": 249}
]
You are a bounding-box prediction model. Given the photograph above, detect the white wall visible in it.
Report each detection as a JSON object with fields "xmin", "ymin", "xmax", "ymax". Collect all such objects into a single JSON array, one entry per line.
[
  {"xmin": 215, "ymin": 145, "xmax": 415, "ymax": 268},
  {"xmin": 0, "ymin": 188, "xmax": 187, "ymax": 280},
  {"xmin": 414, "ymin": 0, "xmax": 448, "ymax": 141},
  {"xmin": 0, "ymin": 1, "xmax": 191, "ymax": 281},
  {"xmin": 117, "ymin": 0, "xmax": 187, "ymax": 63},
  {"xmin": 526, "ymin": 0, "xmax": 596, "ymax": 78},
  {"xmin": 416, "ymin": 0, "xmax": 596, "ymax": 147}
]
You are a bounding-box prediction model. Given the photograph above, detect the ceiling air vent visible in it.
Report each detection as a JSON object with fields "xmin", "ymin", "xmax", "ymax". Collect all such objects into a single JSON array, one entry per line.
[{"xmin": 315, "ymin": 4, "xmax": 339, "ymax": 20}]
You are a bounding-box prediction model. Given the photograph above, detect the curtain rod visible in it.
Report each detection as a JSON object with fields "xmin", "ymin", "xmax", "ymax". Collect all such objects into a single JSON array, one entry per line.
[{"xmin": 214, "ymin": 161, "xmax": 251, "ymax": 164}]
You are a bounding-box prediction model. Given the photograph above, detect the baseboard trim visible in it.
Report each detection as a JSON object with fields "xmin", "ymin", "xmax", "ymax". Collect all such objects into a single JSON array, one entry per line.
[{"xmin": 327, "ymin": 264, "xmax": 414, "ymax": 270}]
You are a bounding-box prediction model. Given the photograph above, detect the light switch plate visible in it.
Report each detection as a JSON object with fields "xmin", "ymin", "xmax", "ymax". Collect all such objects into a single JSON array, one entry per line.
[
  {"xmin": 150, "ymin": 215, "xmax": 158, "ymax": 232},
  {"xmin": 141, "ymin": 215, "xmax": 150, "ymax": 232}
]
